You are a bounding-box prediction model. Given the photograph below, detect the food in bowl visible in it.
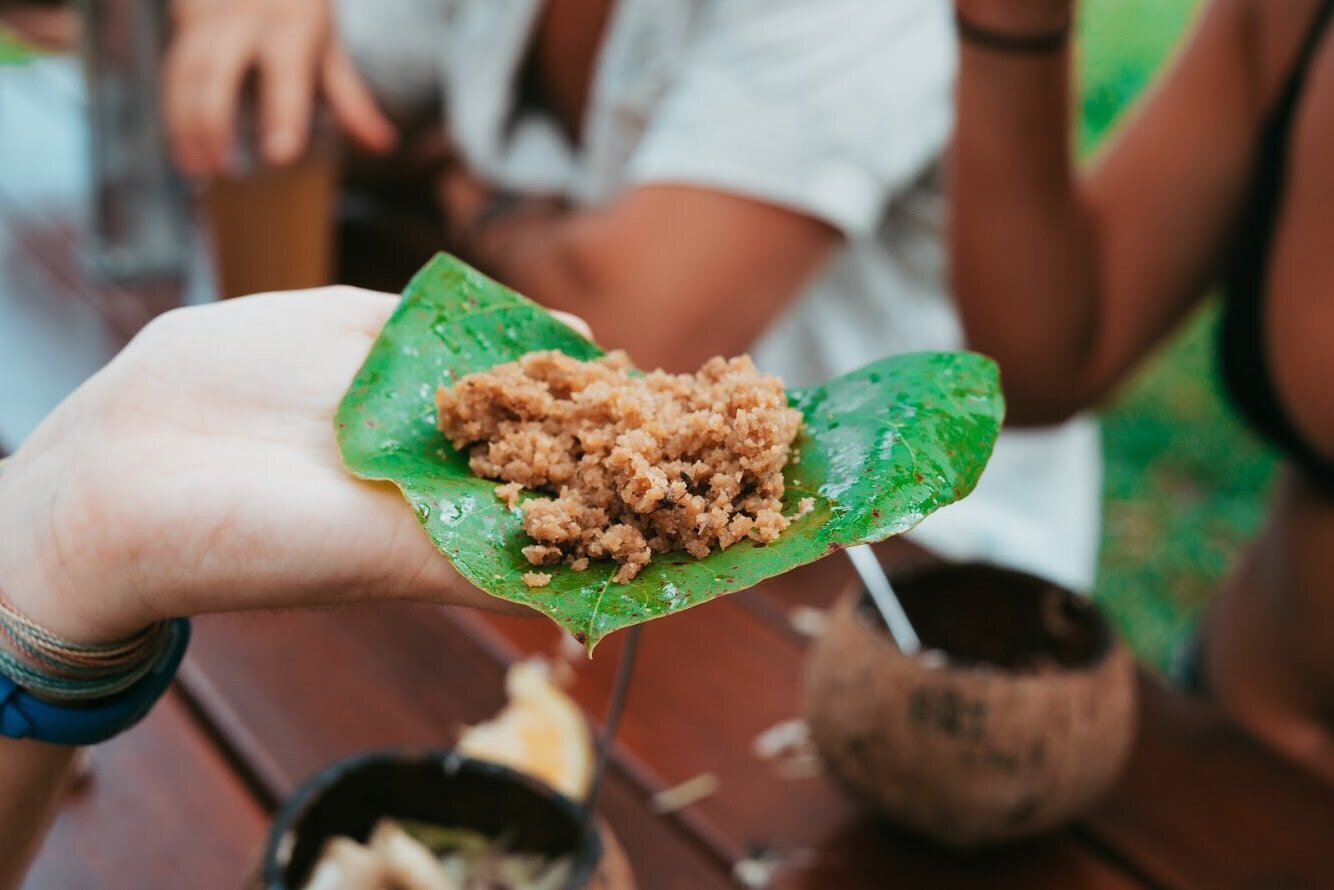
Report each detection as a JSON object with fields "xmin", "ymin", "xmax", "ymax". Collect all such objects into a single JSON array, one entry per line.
[{"xmin": 303, "ymin": 817, "xmax": 573, "ymax": 890}]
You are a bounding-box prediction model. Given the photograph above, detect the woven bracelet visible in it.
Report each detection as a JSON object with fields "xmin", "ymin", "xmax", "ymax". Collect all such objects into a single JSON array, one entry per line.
[
  {"xmin": 956, "ymin": 13, "xmax": 1071, "ymax": 55},
  {"xmin": 0, "ymin": 456, "xmax": 173, "ymax": 703},
  {"xmin": 0, "ymin": 593, "xmax": 171, "ymax": 703}
]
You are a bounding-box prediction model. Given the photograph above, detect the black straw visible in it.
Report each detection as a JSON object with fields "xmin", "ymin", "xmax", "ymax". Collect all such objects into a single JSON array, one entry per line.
[{"xmin": 581, "ymin": 624, "xmax": 642, "ymax": 820}]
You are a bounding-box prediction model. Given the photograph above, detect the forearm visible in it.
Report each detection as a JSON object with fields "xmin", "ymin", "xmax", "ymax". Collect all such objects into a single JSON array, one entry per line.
[
  {"xmin": 0, "ymin": 739, "xmax": 74, "ymax": 889},
  {"xmin": 951, "ymin": 4, "xmax": 1104, "ymax": 423},
  {"xmin": 0, "ymin": 459, "xmax": 81, "ymax": 888},
  {"xmin": 467, "ymin": 209, "xmax": 817, "ymax": 373},
  {"xmin": 442, "ymin": 178, "xmax": 837, "ymax": 371}
]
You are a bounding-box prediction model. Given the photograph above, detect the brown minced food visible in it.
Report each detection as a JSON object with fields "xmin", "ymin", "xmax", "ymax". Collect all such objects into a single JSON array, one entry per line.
[{"xmin": 435, "ymin": 350, "xmax": 813, "ymax": 584}]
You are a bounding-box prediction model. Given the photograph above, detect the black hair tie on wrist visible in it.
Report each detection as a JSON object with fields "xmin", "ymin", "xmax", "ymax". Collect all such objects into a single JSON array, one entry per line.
[{"xmin": 956, "ymin": 13, "xmax": 1071, "ymax": 55}]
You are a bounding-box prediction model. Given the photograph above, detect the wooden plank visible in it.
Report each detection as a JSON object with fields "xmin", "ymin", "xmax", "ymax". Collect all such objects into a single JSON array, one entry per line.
[
  {"xmin": 180, "ymin": 606, "xmax": 733, "ymax": 890},
  {"xmin": 460, "ymin": 595, "xmax": 1140, "ymax": 889},
  {"xmin": 1083, "ymin": 677, "xmax": 1334, "ymax": 889},
  {"xmin": 735, "ymin": 550, "xmax": 1334, "ymax": 889},
  {"xmin": 23, "ymin": 690, "xmax": 268, "ymax": 890}
]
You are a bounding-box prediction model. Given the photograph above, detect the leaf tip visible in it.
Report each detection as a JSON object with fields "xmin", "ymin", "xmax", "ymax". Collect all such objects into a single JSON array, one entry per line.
[{"xmin": 574, "ymin": 630, "xmax": 601, "ymax": 658}]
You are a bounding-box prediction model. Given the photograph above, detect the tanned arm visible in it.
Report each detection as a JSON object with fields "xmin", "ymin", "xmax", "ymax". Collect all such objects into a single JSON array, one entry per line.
[
  {"xmin": 951, "ymin": 0, "xmax": 1260, "ymax": 423},
  {"xmin": 443, "ymin": 178, "xmax": 840, "ymax": 373}
]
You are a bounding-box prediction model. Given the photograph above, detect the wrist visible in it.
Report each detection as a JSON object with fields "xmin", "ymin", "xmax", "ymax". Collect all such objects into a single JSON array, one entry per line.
[
  {"xmin": 955, "ymin": 1, "xmax": 1072, "ymax": 33},
  {"xmin": 0, "ymin": 617, "xmax": 191, "ymax": 744},
  {"xmin": 0, "ymin": 451, "xmax": 149, "ymax": 647},
  {"xmin": 0, "ymin": 455, "xmax": 67, "ymax": 636}
]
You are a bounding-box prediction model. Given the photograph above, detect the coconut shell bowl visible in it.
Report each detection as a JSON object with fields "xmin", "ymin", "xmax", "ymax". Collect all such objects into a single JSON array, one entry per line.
[
  {"xmin": 805, "ymin": 562, "xmax": 1137, "ymax": 848},
  {"xmin": 253, "ymin": 749, "xmax": 633, "ymax": 889}
]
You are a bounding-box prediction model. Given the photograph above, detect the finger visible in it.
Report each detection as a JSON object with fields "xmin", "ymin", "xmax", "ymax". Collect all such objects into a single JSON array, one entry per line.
[
  {"xmin": 210, "ymin": 285, "xmax": 398, "ymax": 342},
  {"xmin": 162, "ymin": 35, "xmax": 208, "ymax": 174},
  {"xmin": 313, "ymin": 481, "xmax": 533, "ymax": 617},
  {"xmin": 163, "ymin": 22, "xmax": 256, "ymax": 175},
  {"xmin": 256, "ymin": 22, "xmax": 322, "ymax": 166},
  {"xmin": 277, "ymin": 285, "xmax": 586, "ymax": 347},
  {"xmin": 401, "ymin": 550, "xmax": 539, "ymax": 619},
  {"xmin": 322, "ymin": 285, "xmax": 400, "ymax": 335},
  {"xmin": 552, "ymin": 311, "xmax": 593, "ymax": 339},
  {"xmin": 321, "ymin": 43, "xmax": 396, "ymax": 153},
  {"xmin": 308, "ymin": 283, "xmax": 587, "ymax": 342}
]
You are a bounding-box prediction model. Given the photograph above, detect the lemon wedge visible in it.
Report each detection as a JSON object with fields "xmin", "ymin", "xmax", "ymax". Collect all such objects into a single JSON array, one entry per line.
[{"xmin": 457, "ymin": 659, "xmax": 593, "ymax": 800}]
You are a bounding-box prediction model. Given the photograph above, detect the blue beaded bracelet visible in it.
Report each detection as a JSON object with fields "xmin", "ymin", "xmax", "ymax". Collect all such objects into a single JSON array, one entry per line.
[{"xmin": 0, "ymin": 618, "xmax": 191, "ymax": 746}]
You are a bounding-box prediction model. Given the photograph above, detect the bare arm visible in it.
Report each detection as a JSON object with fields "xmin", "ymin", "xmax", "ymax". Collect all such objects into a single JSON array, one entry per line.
[
  {"xmin": 951, "ymin": 0, "xmax": 1258, "ymax": 423},
  {"xmin": 0, "ymin": 740, "xmax": 72, "ymax": 889},
  {"xmin": 443, "ymin": 180, "xmax": 840, "ymax": 373},
  {"xmin": 0, "ymin": 453, "xmax": 74, "ymax": 887},
  {"xmin": 0, "ymin": 289, "xmax": 558, "ymax": 884}
]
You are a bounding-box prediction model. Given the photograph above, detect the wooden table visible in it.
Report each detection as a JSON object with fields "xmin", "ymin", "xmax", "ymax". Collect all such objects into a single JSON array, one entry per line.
[
  {"xmin": 21, "ymin": 569, "xmax": 1334, "ymax": 890},
  {"xmin": 5, "ymin": 55, "xmax": 1334, "ymax": 890}
]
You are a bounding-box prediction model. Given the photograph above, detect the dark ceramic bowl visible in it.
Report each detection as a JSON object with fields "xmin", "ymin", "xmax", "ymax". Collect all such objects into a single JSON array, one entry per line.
[{"xmin": 257, "ymin": 749, "xmax": 602, "ymax": 889}]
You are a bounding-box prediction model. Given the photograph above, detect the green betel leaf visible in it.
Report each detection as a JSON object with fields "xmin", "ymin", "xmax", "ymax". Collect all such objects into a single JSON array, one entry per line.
[{"xmin": 337, "ymin": 254, "xmax": 1004, "ymax": 652}]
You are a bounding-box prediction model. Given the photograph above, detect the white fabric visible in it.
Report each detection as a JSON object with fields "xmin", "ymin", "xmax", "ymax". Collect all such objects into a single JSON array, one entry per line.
[{"xmin": 338, "ymin": 0, "xmax": 1103, "ymax": 591}]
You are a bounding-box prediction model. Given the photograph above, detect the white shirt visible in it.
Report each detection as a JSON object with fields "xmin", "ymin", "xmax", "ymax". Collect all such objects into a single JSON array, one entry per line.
[{"xmin": 340, "ymin": 0, "xmax": 1103, "ymax": 591}]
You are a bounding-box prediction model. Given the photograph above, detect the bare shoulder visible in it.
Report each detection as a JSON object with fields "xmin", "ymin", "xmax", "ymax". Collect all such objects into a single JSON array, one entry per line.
[
  {"xmin": 1241, "ymin": 0, "xmax": 1330, "ymax": 108},
  {"xmin": 1086, "ymin": 0, "xmax": 1291, "ymax": 182}
]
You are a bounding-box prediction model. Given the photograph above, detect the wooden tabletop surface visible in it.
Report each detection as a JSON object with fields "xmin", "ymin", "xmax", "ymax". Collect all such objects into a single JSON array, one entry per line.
[{"xmin": 5, "ymin": 56, "xmax": 1334, "ymax": 890}]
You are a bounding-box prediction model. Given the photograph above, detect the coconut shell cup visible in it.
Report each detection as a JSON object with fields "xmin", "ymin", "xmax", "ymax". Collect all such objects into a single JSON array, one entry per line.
[
  {"xmin": 805, "ymin": 563, "xmax": 1137, "ymax": 848},
  {"xmin": 250, "ymin": 750, "xmax": 633, "ymax": 889}
]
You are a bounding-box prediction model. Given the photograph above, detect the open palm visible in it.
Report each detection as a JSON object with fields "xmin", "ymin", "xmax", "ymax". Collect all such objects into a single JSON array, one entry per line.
[{"xmin": 0, "ymin": 288, "xmax": 520, "ymax": 644}]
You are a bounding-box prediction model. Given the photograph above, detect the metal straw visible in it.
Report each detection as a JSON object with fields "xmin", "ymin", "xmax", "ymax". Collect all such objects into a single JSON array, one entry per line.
[
  {"xmin": 845, "ymin": 544, "xmax": 922, "ymax": 655},
  {"xmin": 581, "ymin": 623, "xmax": 642, "ymax": 820}
]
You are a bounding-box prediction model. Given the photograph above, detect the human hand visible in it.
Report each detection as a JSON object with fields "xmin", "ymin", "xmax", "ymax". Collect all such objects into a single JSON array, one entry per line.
[
  {"xmin": 439, "ymin": 168, "xmax": 568, "ymax": 272},
  {"xmin": 162, "ymin": 0, "xmax": 395, "ymax": 176},
  {"xmin": 0, "ymin": 288, "xmax": 586, "ymax": 646}
]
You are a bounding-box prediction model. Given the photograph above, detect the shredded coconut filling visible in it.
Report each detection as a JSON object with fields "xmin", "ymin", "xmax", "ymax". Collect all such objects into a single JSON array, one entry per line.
[{"xmin": 435, "ymin": 350, "xmax": 805, "ymax": 583}]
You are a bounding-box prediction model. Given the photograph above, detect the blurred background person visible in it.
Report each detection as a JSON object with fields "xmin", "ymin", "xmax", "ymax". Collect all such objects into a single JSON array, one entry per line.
[
  {"xmin": 950, "ymin": 0, "xmax": 1334, "ymax": 781},
  {"xmin": 160, "ymin": 0, "xmax": 1104, "ymax": 594}
]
